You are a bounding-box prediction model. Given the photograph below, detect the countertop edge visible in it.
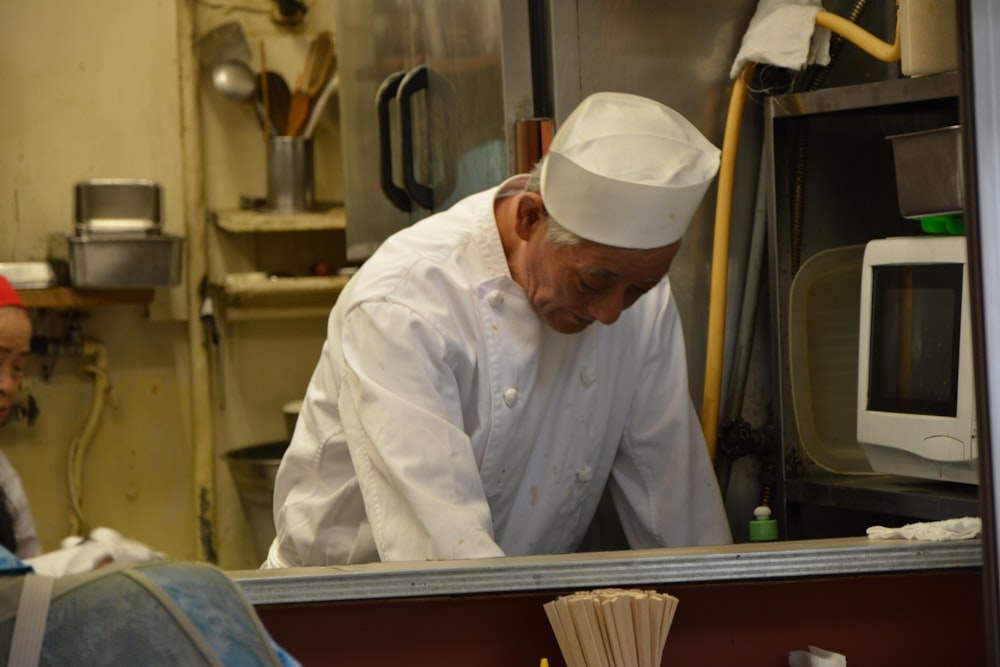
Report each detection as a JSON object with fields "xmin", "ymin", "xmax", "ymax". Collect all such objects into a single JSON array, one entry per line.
[{"xmin": 230, "ymin": 537, "xmax": 982, "ymax": 606}]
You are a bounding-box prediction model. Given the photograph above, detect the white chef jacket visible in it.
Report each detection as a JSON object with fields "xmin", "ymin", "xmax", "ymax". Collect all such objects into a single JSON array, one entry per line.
[{"xmin": 265, "ymin": 177, "xmax": 732, "ymax": 567}]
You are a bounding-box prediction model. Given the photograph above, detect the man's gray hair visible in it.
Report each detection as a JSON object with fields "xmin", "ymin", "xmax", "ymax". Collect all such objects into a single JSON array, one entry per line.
[{"xmin": 525, "ymin": 159, "xmax": 584, "ymax": 247}]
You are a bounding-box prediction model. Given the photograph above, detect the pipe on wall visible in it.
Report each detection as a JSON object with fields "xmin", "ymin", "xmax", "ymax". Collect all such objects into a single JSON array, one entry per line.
[
  {"xmin": 67, "ymin": 339, "xmax": 109, "ymax": 536},
  {"xmin": 175, "ymin": 0, "xmax": 217, "ymax": 563}
]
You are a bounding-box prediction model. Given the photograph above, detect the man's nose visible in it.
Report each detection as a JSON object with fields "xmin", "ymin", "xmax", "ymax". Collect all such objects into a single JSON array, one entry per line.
[
  {"xmin": 0, "ymin": 369, "xmax": 16, "ymax": 396},
  {"xmin": 587, "ymin": 291, "xmax": 625, "ymax": 325},
  {"xmin": 0, "ymin": 362, "xmax": 21, "ymax": 397}
]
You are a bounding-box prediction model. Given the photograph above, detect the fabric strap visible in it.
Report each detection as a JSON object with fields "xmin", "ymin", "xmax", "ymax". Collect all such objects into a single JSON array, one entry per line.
[{"xmin": 7, "ymin": 573, "xmax": 55, "ymax": 667}]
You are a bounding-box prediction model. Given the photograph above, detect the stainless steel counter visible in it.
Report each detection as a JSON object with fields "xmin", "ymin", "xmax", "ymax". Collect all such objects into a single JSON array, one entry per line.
[{"xmin": 230, "ymin": 537, "xmax": 981, "ymax": 606}]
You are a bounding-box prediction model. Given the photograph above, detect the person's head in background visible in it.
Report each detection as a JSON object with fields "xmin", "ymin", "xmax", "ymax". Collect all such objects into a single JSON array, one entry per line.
[{"xmin": 0, "ymin": 276, "xmax": 31, "ymax": 425}]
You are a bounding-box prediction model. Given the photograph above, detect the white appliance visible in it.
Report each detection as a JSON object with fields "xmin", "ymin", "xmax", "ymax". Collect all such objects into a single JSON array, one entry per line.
[{"xmin": 856, "ymin": 235, "xmax": 978, "ymax": 485}]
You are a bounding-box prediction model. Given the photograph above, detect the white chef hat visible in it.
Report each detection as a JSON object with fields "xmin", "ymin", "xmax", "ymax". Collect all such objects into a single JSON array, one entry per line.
[{"xmin": 540, "ymin": 92, "xmax": 721, "ymax": 249}]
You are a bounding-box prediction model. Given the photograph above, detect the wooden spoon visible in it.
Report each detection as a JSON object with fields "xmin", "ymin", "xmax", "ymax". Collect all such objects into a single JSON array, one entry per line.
[{"xmin": 285, "ymin": 31, "xmax": 336, "ymax": 136}]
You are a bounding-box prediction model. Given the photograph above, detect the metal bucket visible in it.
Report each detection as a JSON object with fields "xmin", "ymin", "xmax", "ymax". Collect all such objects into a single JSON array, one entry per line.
[{"xmin": 222, "ymin": 441, "xmax": 288, "ymax": 565}]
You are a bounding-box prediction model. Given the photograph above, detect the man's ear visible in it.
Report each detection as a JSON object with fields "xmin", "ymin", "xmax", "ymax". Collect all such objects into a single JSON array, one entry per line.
[{"xmin": 513, "ymin": 192, "xmax": 546, "ymax": 242}]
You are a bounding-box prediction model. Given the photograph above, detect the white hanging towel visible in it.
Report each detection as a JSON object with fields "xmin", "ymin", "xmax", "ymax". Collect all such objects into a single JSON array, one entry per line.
[{"xmin": 730, "ymin": 0, "xmax": 832, "ymax": 78}]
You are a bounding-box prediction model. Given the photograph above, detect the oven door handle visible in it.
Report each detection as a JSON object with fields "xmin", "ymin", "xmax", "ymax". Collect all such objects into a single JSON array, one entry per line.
[
  {"xmin": 376, "ymin": 70, "xmax": 412, "ymax": 212},
  {"xmin": 398, "ymin": 64, "xmax": 435, "ymax": 210}
]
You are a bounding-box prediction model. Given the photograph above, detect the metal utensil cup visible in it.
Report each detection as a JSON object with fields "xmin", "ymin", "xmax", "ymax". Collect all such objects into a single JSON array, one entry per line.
[{"xmin": 266, "ymin": 136, "xmax": 314, "ymax": 211}]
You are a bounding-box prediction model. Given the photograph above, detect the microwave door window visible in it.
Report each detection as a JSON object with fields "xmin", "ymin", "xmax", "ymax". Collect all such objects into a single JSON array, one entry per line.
[{"xmin": 867, "ymin": 263, "xmax": 964, "ymax": 417}]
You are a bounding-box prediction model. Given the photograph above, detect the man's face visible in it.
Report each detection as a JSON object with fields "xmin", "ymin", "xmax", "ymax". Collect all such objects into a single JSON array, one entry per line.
[
  {"xmin": 518, "ymin": 220, "xmax": 680, "ymax": 334},
  {"xmin": 0, "ymin": 307, "xmax": 31, "ymax": 423}
]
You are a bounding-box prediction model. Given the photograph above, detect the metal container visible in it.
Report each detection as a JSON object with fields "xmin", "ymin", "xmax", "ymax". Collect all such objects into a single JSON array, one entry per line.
[
  {"xmin": 75, "ymin": 179, "xmax": 162, "ymax": 234},
  {"xmin": 49, "ymin": 233, "xmax": 183, "ymax": 288},
  {"xmin": 266, "ymin": 137, "xmax": 315, "ymax": 212},
  {"xmin": 222, "ymin": 441, "xmax": 289, "ymax": 564},
  {"xmin": 887, "ymin": 125, "xmax": 964, "ymax": 219}
]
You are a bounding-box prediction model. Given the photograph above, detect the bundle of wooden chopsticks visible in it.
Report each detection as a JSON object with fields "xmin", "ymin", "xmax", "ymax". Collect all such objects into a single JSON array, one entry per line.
[{"xmin": 543, "ymin": 588, "xmax": 679, "ymax": 667}]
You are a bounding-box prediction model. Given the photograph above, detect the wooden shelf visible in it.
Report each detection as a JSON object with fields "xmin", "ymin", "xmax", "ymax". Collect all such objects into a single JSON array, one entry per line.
[
  {"xmin": 208, "ymin": 206, "xmax": 351, "ymax": 320},
  {"xmin": 18, "ymin": 287, "xmax": 154, "ymax": 309},
  {"xmin": 218, "ymin": 273, "xmax": 350, "ymax": 320},
  {"xmin": 214, "ymin": 206, "xmax": 346, "ymax": 233}
]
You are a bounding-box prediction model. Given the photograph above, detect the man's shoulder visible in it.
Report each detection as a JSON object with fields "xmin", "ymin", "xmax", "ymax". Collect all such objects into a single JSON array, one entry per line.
[
  {"xmin": 339, "ymin": 227, "xmax": 482, "ymax": 313},
  {"xmin": 368, "ymin": 224, "xmax": 474, "ymax": 280},
  {"xmin": 350, "ymin": 188, "xmax": 500, "ymax": 297}
]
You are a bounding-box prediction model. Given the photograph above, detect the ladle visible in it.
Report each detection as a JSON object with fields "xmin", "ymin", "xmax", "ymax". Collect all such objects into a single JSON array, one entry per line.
[
  {"xmin": 211, "ymin": 60, "xmax": 274, "ymax": 133},
  {"xmin": 211, "ymin": 60, "xmax": 258, "ymax": 102}
]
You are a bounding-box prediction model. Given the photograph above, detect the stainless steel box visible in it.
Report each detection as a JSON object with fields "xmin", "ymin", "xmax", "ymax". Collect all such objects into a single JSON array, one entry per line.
[
  {"xmin": 887, "ymin": 125, "xmax": 964, "ymax": 218},
  {"xmin": 75, "ymin": 179, "xmax": 162, "ymax": 233},
  {"xmin": 49, "ymin": 233, "xmax": 183, "ymax": 288}
]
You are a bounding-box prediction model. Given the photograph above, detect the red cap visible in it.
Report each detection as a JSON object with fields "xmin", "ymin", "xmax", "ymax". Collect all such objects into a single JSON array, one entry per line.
[{"xmin": 0, "ymin": 276, "xmax": 26, "ymax": 309}]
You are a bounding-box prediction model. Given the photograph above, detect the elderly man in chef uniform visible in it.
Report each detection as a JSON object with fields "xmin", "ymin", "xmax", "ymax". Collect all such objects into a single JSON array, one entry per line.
[{"xmin": 264, "ymin": 92, "xmax": 733, "ymax": 568}]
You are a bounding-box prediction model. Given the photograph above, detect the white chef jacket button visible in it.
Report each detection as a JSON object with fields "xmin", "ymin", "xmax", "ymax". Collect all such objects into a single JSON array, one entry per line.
[
  {"xmin": 580, "ymin": 366, "xmax": 597, "ymax": 386},
  {"xmin": 487, "ymin": 290, "xmax": 504, "ymax": 307},
  {"xmin": 577, "ymin": 465, "xmax": 593, "ymax": 482},
  {"xmin": 503, "ymin": 388, "xmax": 518, "ymax": 407}
]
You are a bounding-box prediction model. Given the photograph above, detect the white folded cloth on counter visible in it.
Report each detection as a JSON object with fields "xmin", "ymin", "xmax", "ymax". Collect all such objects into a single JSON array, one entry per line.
[
  {"xmin": 867, "ymin": 516, "xmax": 981, "ymax": 541},
  {"xmin": 25, "ymin": 526, "xmax": 165, "ymax": 577},
  {"xmin": 730, "ymin": 0, "xmax": 832, "ymax": 78},
  {"xmin": 789, "ymin": 645, "xmax": 846, "ymax": 667}
]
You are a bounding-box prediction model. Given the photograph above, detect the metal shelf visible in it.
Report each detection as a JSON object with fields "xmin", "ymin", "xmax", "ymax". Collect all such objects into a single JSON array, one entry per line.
[
  {"xmin": 765, "ymin": 73, "xmax": 966, "ymax": 537},
  {"xmin": 785, "ymin": 474, "xmax": 979, "ymax": 521},
  {"xmin": 768, "ymin": 72, "xmax": 959, "ymax": 119}
]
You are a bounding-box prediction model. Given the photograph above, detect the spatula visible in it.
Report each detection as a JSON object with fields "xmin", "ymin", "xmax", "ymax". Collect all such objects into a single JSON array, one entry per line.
[
  {"xmin": 285, "ymin": 31, "xmax": 337, "ymax": 136},
  {"xmin": 198, "ymin": 21, "xmax": 252, "ymax": 71}
]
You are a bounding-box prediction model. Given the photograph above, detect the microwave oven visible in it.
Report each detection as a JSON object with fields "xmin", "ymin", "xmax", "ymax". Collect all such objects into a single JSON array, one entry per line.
[{"xmin": 856, "ymin": 235, "xmax": 978, "ymax": 485}]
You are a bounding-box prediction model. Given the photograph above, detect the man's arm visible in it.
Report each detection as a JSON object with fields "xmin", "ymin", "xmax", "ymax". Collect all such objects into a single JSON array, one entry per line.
[
  {"xmin": 339, "ymin": 300, "xmax": 506, "ymax": 561},
  {"xmin": 607, "ymin": 290, "xmax": 733, "ymax": 548}
]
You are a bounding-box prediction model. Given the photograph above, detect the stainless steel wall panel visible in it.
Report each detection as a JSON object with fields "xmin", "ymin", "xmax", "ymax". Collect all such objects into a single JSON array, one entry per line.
[{"xmin": 545, "ymin": 0, "xmax": 761, "ymax": 409}]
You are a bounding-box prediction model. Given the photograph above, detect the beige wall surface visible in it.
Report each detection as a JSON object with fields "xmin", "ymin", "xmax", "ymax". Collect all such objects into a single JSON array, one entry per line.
[{"xmin": 0, "ymin": 0, "xmax": 340, "ymax": 570}]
